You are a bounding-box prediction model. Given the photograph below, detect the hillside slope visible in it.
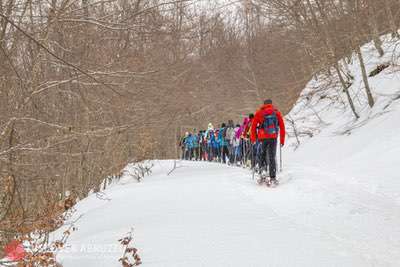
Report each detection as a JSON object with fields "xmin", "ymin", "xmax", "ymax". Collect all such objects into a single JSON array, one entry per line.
[
  {"xmin": 286, "ymin": 35, "xmax": 400, "ymax": 201},
  {"xmin": 48, "ymin": 36, "xmax": 400, "ymax": 267}
]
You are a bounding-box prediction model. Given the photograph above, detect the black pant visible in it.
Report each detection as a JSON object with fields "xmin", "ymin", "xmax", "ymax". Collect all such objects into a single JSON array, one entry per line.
[
  {"xmin": 220, "ymin": 145, "xmax": 229, "ymax": 163},
  {"xmin": 199, "ymin": 145, "xmax": 204, "ymax": 161},
  {"xmin": 214, "ymin": 147, "xmax": 220, "ymax": 161},
  {"xmin": 193, "ymin": 147, "xmax": 199, "ymax": 160},
  {"xmin": 185, "ymin": 148, "xmax": 193, "ymax": 160},
  {"xmin": 260, "ymin": 139, "xmax": 277, "ymax": 179},
  {"xmin": 207, "ymin": 145, "xmax": 214, "ymax": 161},
  {"xmin": 251, "ymin": 142, "xmax": 257, "ymax": 169},
  {"xmin": 227, "ymin": 142, "xmax": 233, "ymax": 164},
  {"xmin": 181, "ymin": 147, "xmax": 185, "ymax": 159}
]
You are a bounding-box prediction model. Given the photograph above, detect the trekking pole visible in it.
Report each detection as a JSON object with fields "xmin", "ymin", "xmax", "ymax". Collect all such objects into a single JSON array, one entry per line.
[
  {"xmin": 251, "ymin": 143, "xmax": 255, "ymax": 180},
  {"xmin": 244, "ymin": 141, "xmax": 248, "ymax": 168},
  {"xmin": 280, "ymin": 143, "xmax": 283, "ymax": 172}
]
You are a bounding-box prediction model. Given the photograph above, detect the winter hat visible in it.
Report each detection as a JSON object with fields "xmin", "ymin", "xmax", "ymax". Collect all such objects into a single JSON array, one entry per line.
[{"xmin": 264, "ymin": 99, "xmax": 273, "ymax": 105}]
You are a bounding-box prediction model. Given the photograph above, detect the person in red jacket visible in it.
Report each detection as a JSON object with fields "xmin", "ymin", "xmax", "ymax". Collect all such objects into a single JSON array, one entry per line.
[{"xmin": 250, "ymin": 99, "xmax": 285, "ymax": 183}]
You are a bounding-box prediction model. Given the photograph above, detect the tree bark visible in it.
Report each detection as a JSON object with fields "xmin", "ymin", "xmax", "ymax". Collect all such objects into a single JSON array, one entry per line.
[
  {"xmin": 356, "ymin": 46, "xmax": 375, "ymax": 107},
  {"xmin": 367, "ymin": 2, "xmax": 385, "ymax": 56},
  {"xmin": 384, "ymin": 0, "xmax": 399, "ymax": 38},
  {"xmin": 334, "ymin": 63, "xmax": 359, "ymax": 119}
]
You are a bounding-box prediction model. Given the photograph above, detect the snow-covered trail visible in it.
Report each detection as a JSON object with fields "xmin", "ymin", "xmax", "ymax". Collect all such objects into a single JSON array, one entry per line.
[
  {"xmin": 51, "ymin": 35, "xmax": 400, "ymax": 266},
  {"xmin": 56, "ymin": 160, "xmax": 400, "ymax": 267}
]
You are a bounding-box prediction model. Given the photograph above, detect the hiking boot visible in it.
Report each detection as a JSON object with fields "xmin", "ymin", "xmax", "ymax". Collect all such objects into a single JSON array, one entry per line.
[
  {"xmin": 257, "ymin": 177, "xmax": 266, "ymax": 185},
  {"xmin": 270, "ymin": 178, "xmax": 279, "ymax": 186}
]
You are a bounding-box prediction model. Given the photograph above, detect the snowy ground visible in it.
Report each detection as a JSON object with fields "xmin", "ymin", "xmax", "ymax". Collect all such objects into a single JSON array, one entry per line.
[
  {"xmin": 286, "ymin": 34, "xmax": 400, "ymax": 207},
  {"xmin": 52, "ymin": 158, "xmax": 400, "ymax": 267},
  {"xmin": 50, "ymin": 36, "xmax": 400, "ymax": 266}
]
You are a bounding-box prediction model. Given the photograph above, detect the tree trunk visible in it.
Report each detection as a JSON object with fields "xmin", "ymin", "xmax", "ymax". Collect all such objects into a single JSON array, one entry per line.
[
  {"xmin": 384, "ymin": 0, "xmax": 399, "ymax": 38},
  {"xmin": 334, "ymin": 63, "xmax": 359, "ymax": 119},
  {"xmin": 356, "ymin": 46, "xmax": 375, "ymax": 107},
  {"xmin": 372, "ymin": 33, "xmax": 384, "ymax": 57},
  {"xmin": 367, "ymin": 3, "xmax": 385, "ymax": 57},
  {"xmin": 82, "ymin": 0, "xmax": 89, "ymax": 18}
]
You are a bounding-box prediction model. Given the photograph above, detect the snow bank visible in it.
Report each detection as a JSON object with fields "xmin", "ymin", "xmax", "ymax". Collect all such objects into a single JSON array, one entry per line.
[{"xmin": 286, "ymin": 35, "xmax": 400, "ymax": 201}]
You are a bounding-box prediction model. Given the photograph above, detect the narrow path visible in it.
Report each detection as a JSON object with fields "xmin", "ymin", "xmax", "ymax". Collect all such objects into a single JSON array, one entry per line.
[{"xmin": 57, "ymin": 160, "xmax": 400, "ymax": 267}]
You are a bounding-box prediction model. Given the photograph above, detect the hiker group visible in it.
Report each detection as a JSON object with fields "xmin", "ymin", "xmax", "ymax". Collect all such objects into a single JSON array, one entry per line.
[{"xmin": 179, "ymin": 99, "xmax": 285, "ymax": 183}]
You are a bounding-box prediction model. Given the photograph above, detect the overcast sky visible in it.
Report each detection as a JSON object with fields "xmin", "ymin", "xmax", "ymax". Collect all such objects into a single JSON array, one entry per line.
[{"xmin": 192, "ymin": 0, "xmax": 241, "ymax": 14}]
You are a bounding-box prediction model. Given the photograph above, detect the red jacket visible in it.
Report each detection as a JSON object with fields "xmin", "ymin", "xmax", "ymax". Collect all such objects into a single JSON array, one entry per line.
[{"xmin": 250, "ymin": 104, "xmax": 285, "ymax": 145}]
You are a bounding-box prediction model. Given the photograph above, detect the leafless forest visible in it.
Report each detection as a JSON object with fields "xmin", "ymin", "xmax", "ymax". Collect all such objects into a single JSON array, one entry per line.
[{"xmin": 1, "ymin": 0, "xmax": 399, "ymax": 258}]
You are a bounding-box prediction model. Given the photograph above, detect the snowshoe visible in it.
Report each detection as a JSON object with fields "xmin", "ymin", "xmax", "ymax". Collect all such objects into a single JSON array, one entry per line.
[
  {"xmin": 267, "ymin": 178, "xmax": 279, "ymax": 187},
  {"xmin": 257, "ymin": 177, "xmax": 266, "ymax": 185}
]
